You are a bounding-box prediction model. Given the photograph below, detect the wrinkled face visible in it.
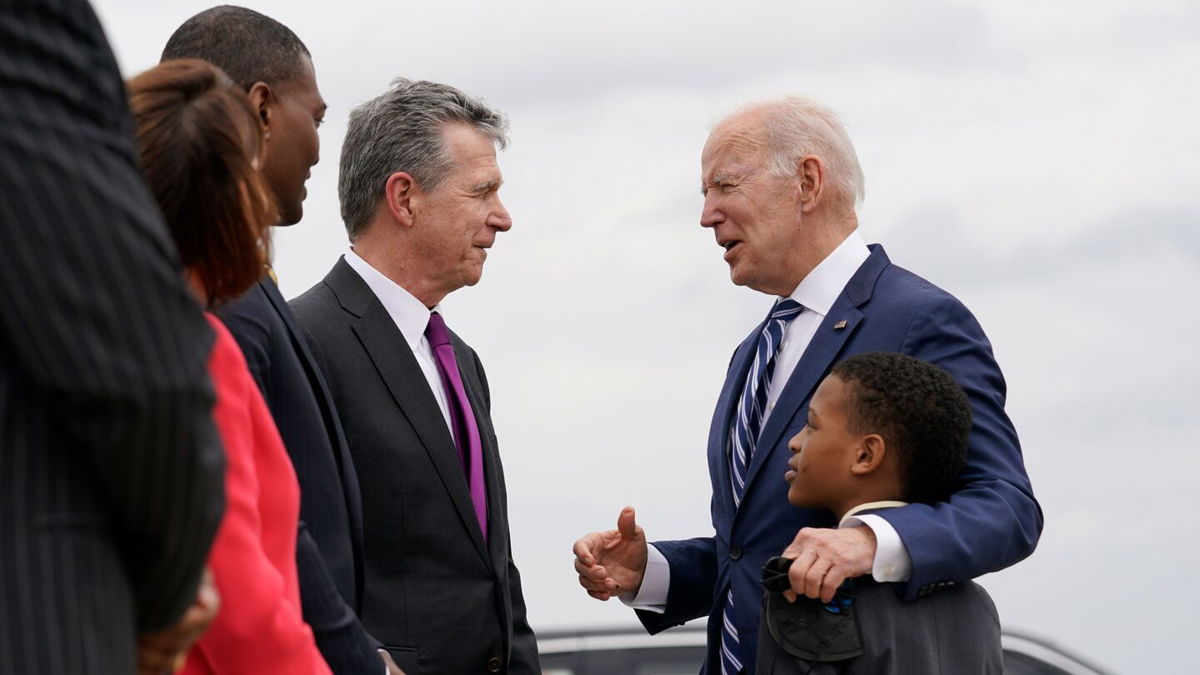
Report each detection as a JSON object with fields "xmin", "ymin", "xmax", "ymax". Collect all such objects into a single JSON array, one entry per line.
[
  {"xmin": 700, "ymin": 114, "xmax": 806, "ymax": 296},
  {"xmin": 262, "ymin": 56, "xmax": 325, "ymax": 225},
  {"xmin": 785, "ymin": 375, "xmax": 859, "ymax": 509},
  {"xmin": 409, "ymin": 123, "xmax": 512, "ymax": 302}
]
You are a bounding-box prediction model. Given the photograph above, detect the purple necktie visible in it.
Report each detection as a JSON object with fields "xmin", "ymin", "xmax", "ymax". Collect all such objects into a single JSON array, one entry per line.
[{"xmin": 425, "ymin": 311, "xmax": 488, "ymax": 540}]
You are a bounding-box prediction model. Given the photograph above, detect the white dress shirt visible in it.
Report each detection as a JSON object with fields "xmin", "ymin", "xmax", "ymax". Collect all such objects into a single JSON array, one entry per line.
[
  {"xmin": 344, "ymin": 249, "xmax": 455, "ymax": 434},
  {"xmin": 625, "ymin": 230, "xmax": 912, "ymax": 611}
]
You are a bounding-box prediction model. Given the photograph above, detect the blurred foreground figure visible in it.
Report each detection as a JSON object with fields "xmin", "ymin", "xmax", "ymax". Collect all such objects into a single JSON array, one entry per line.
[
  {"xmin": 161, "ymin": 9, "xmax": 396, "ymax": 672},
  {"xmin": 573, "ymin": 97, "xmax": 1043, "ymax": 674},
  {"xmin": 0, "ymin": 1, "xmax": 225, "ymax": 673},
  {"xmin": 128, "ymin": 58, "xmax": 334, "ymax": 675}
]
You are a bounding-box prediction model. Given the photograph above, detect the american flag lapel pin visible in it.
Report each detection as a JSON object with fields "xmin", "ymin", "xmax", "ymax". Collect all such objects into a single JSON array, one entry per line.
[{"xmin": 833, "ymin": 320, "xmax": 847, "ymax": 330}]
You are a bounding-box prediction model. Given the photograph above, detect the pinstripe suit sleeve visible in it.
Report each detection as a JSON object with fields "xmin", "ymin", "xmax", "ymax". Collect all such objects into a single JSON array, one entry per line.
[{"xmin": 0, "ymin": 0, "xmax": 225, "ymax": 634}]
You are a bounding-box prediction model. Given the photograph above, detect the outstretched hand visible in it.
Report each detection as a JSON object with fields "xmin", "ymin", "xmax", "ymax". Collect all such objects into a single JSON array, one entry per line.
[{"xmin": 572, "ymin": 506, "xmax": 648, "ymax": 601}]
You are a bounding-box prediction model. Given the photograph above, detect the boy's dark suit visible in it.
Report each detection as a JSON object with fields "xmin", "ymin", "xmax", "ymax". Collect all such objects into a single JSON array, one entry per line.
[
  {"xmin": 637, "ymin": 246, "xmax": 1042, "ymax": 674},
  {"xmin": 1, "ymin": 1, "xmax": 224, "ymax": 672},
  {"xmin": 217, "ymin": 277, "xmax": 381, "ymax": 673},
  {"xmin": 756, "ymin": 578, "xmax": 1003, "ymax": 674},
  {"xmin": 290, "ymin": 256, "xmax": 540, "ymax": 675}
]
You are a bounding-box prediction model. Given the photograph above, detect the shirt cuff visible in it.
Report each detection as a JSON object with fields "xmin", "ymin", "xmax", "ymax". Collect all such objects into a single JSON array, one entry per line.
[
  {"xmin": 619, "ymin": 544, "xmax": 669, "ymax": 613},
  {"xmin": 842, "ymin": 513, "xmax": 912, "ymax": 582}
]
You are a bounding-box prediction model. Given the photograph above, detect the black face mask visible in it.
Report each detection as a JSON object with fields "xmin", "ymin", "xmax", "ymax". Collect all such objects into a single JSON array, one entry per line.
[{"xmin": 760, "ymin": 556, "xmax": 864, "ymax": 662}]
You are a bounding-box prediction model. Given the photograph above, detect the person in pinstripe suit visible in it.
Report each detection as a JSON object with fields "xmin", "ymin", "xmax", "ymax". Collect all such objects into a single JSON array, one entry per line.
[{"xmin": 0, "ymin": 1, "xmax": 226, "ymax": 673}]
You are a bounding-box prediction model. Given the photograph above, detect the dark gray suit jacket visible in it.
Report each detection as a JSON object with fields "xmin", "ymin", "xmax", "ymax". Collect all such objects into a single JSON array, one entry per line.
[
  {"xmin": 0, "ymin": 1, "xmax": 225, "ymax": 672},
  {"xmin": 290, "ymin": 256, "xmax": 540, "ymax": 675},
  {"xmin": 756, "ymin": 578, "xmax": 1002, "ymax": 674},
  {"xmin": 217, "ymin": 277, "xmax": 380, "ymax": 673}
]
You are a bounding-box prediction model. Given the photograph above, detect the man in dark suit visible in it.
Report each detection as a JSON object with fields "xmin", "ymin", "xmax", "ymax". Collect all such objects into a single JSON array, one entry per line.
[
  {"xmin": 0, "ymin": 1, "xmax": 225, "ymax": 673},
  {"xmin": 573, "ymin": 97, "xmax": 1043, "ymax": 674},
  {"xmin": 291, "ymin": 78, "xmax": 540, "ymax": 675},
  {"xmin": 161, "ymin": 7, "xmax": 393, "ymax": 674}
]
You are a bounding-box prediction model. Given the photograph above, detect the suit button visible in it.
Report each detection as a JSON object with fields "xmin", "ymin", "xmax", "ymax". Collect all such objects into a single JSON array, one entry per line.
[
  {"xmin": 729, "ymin": 546, "xmax": 742, "ymax": 560},
  {"xmin": 487, "ymin": 656, "xmax": 502, "ymax": 672}
]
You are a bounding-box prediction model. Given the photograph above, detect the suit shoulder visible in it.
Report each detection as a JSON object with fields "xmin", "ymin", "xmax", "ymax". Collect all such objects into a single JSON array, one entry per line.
[
  {"xmin": 289, "ymin": 282, "xmax": 338, "ymax": 326},
  {"xmin": 214, "ymin": 283, "xmax": 278, "ymax": 348},
  {"xmin": 873, "ymin": 262, "xmax": 973, "ymax": 318}
]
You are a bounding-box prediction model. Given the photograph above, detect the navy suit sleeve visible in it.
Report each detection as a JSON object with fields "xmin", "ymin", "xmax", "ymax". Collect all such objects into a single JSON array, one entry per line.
[
  {"xmin": 637, "ymin": 537, "xmax": 719, "ymax": 633},
  {"xmin": 216, "ymin": 284, "xmax": 273, "ymax": 394},
  {"xmin": 882, "ymin": 294, "xmax": 1042, "ymax": 599}
]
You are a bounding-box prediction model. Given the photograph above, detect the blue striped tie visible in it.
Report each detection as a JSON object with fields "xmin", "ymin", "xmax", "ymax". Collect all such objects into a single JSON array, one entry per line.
[{"xmin": 720, "ymin": 298, "xmax": 803, "ymax": 675}]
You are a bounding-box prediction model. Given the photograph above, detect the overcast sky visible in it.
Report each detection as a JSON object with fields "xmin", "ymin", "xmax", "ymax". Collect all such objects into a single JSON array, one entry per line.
[{"xmin": 93, "ymin": 1, "xmax": 1199, "ymax": 672}]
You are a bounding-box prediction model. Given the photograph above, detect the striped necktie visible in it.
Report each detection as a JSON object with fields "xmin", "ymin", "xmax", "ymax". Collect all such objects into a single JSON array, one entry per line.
[{"xmin": 721, "ymin": 297, "xmax": 803, "ymax": 675}]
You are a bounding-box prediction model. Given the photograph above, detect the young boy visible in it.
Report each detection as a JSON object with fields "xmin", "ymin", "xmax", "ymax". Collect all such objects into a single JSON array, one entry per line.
[{"xmin": 756, "ymin": 351, "xmax": 1003, "ymax": 674}]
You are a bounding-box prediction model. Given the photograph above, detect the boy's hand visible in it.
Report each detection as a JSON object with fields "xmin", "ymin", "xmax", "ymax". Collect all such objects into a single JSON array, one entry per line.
[
  {"xmin": 781, "ymin": 526, "xmax": 875, "ymax": 604},
  {"xmin": 572, "ymin": 506, "xmax": 648, "ymax": 601}
]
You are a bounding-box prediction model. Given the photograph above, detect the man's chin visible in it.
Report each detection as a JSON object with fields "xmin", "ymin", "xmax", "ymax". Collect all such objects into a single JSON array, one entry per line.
[{"xmin": 277, "ymin": 207, "xmax": 303, "ymax": 226}]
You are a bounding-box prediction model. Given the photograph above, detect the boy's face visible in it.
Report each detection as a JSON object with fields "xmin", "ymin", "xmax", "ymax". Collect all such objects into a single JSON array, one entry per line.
[{"xmin": 785, "ymin": 374, "xmax": 859, "ymax": 510}]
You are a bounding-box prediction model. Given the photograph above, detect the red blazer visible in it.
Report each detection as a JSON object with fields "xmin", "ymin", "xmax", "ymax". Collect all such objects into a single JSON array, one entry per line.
[{"xmin": 182, "ymin": 315, "xmax": 331, "ymax": 674}]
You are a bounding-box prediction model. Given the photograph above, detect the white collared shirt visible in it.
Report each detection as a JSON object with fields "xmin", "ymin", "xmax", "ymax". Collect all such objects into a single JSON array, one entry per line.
[
  {"xmin": 626, "ymin": 230, "xmax": 913, "ymax": 611},
  {"xmin": 343, "ymin": 249, "xmax": 455, "ymax": 434}
]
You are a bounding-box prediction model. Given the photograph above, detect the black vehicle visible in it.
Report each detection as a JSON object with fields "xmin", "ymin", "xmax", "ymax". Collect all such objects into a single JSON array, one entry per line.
[{"xmin": 538, "ymin": 625, "xmax": 1113, "ymax": 675}]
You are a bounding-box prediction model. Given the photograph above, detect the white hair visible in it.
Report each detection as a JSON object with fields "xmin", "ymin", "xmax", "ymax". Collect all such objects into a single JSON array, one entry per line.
[{"xmin": 727, "ymin": 96, "xmax": 865, "ymax": 209}]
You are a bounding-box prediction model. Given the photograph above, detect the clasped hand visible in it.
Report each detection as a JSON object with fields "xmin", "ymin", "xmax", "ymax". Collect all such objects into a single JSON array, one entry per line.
[{"xmin": 780, "ymin": 525, "xmax": 876, "ymax": 604}]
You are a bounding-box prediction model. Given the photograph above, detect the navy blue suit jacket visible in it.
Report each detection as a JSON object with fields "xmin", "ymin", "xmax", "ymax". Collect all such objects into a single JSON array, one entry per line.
[
  {"xmin": 637, "ymin": 245, "xmax": 1042, "ymax": 674},
  {"xmin": 217, "ymin": 278, "xmax": 379, "ymax": 673}
]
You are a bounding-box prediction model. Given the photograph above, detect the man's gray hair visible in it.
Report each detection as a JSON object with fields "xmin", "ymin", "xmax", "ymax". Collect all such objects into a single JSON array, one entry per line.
[
  {"xmin": 734, "ymin": 97, "xmax": 865, "ymax": 209},
  {"xmin": 339, "ymin": 78, "xmax": 509, "ymax": 240}
]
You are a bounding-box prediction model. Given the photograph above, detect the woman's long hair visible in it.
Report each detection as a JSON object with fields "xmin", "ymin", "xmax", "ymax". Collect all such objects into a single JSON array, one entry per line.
[{"xmin": 128, "ymin": 58, "xmax": 275, "ymax": 307}]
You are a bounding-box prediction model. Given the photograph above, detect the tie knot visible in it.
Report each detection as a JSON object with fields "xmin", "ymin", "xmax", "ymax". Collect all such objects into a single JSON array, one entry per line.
[
  {"xmin": 425, "ymin": 311, "xmax": 452, "ymax": 349},
  {"xmin": 771, "ymin": 298, "xmax": 803, "ymax": 321}
]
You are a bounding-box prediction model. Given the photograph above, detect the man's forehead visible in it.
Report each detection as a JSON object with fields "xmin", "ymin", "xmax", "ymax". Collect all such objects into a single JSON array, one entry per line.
[{"xmin": 703, "ymin": 117, "xmax": 767, "ymax": 168}]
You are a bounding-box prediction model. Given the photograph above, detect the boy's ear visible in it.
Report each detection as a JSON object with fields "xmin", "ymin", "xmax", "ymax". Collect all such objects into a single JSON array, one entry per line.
[{"xmin": 849, "ymin": 434, "xmax": 887, "ymax": 475}]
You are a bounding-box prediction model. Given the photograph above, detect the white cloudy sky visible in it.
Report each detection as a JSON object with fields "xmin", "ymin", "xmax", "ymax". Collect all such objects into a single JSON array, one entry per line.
[{"xmin": 93, "ymin": 1, "xmax": 1199, "ymax": 672}]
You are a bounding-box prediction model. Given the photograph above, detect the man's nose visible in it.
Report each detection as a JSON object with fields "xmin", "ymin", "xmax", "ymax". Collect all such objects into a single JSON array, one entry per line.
[
  {"xmin": 490, "ymin": 201, "xmax": 512, "ymax": 231},
  {"xmin": 700, "ymin": 195, "xmax": 722, "ymax": 229}
]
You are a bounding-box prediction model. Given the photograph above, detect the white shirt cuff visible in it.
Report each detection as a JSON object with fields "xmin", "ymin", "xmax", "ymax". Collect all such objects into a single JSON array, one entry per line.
[
  {"xmin": 619, "ymin": 544, "xmax": 669, "ymax": 613},
  {"xmin": 842, "ymin": 513, "xmax": 912, "ymax": 582}
]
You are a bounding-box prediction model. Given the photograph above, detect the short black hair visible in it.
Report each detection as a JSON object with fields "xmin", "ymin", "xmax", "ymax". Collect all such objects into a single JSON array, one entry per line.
[
  {"xmin": 161, "ymin": 5, "xmax": 310, "ymax": 90},
  {"xmin": 830, "ymin": 352, "xmax": 972, "ymax": 504}
]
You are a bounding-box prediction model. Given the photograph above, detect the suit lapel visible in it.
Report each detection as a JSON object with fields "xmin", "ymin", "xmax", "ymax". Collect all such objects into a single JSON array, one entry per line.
[
  {"xmin": 709, "ymin": 329, "xmax": 761, "ymax": 518},
  {"xmin": 325, "ymin": 259, "xmax": 492, "ymax": 566},
  {"xmin": 452, "ymin": 338, "xmax": 506, "ymax": 570}
]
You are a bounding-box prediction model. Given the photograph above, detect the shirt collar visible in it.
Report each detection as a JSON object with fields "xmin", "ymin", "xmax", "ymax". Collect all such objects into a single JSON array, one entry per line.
[
  {"xmin": 784, "ymin": 229, "xmax": 870, "ymax": 316},
  {"xmin": 838, "ymin": 500, "xmax": 908, "ymax": 527},
  {"xmin": 344, "ymin": 248, "xmax": 442, "ymax": 350}
]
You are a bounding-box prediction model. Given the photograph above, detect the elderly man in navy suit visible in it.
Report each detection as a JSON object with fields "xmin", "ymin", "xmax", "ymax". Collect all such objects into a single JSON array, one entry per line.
[{"xmin": 573, "ymin": 97, "xmax": 1042, "ymax": 675}]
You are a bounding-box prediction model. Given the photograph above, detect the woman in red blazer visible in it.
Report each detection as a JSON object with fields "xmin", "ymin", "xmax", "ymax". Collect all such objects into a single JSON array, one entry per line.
[{"xmin": 127, "ymin": 59, "xmax": 332, "ymax": 675}]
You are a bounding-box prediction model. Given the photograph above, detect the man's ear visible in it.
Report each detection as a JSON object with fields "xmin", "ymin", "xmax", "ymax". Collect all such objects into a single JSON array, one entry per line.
[
  {"xmin": 247, "ymin": 82, "xmax": 273, "ymax": 141},
  {"xmin": 849, "ymin": 434, "xmax": 886, "ymax": 475},
  {"xmin": 796, "ymin": 155, "xmax": 825, "ymax": 213},
  {"xmin": 384, "ymin": 172, "xmax": 417, "ymax": 227}
]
